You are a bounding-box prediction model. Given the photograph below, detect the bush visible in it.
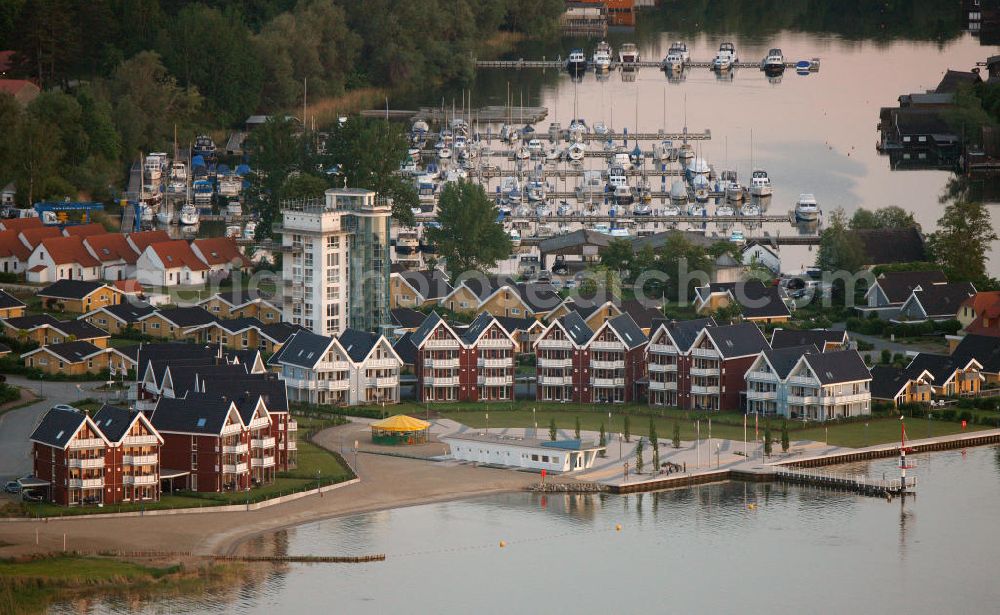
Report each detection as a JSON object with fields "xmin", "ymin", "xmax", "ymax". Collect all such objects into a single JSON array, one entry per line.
[{"xmin": 0, "ymin": 383, "xmax": 20, "ymax": 404}]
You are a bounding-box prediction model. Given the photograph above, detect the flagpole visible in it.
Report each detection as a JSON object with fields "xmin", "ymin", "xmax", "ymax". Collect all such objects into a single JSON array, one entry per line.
[
  {"xmin": 696, "ymin": 420, "xmax": 701, "ymax": 468},
  {"xmin": 744, "ymin": 414, "xmax": 747, "ymax": 458}
]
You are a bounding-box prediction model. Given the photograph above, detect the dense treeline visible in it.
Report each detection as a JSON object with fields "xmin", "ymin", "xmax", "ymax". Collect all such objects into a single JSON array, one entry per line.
[{"xmin": 0, "ymin": 0, "xmax": 562, "ymax": 205}]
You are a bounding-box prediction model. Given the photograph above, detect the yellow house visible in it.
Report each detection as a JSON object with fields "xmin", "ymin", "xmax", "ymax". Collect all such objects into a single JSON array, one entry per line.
[
  {"xmin": 439, "ymin": 277, "xmax": 562, "ymax": 320},
  {"xmin": 390, "ymin": 269, "xmax": 454, "ymax": 309},
  {"xmin": 0, "ymin": 289, "xmax": 26, "ymax": 319},
  {"xmin": 80, "ymin": 302, "xmax": 158, "ymax": 335},
  {"xmin": 197, "ymin": 292, "xmax": 283, "ymax": 323},
  {"xmin": 693, "ymin": 281, "xmax": 791, "ymax": 324},
  {"xmin": 905, "ymin": 354, "xmax": 983, "ymax": 397},
  {"xmin": 3, "ymin": 315, "xmax": 109, "ymax": 348},
  {"xmin": 870, "ymin": 365, "xmax": 934, "ymax": 406},
  {"xmin": 38, "ymin": 280, "xmax": 123, "ymax": 314},
  {"xmin": 547, "ymin": 299, "xmax": 622, "ymax": 331},
  {"xmin": 22, "ymin": 342, "xmax": 135, "ymax": 376},
  {"xmin": 137, "ymin": 307, "xmax": 218, "ymax": 341}
]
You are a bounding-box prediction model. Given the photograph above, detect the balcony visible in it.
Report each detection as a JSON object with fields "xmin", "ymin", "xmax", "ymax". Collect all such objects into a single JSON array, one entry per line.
[
  {"xmin": 747, "ymin": 389, "xmax": 777, "ymax": 401},
  {"xmin": 787, "ymin": 375, "xmax": 817, "ymax": 386},
  {"xmin": 68, "ymin": 458, "xmax": 104, "ymax": 469},
  {"xmin": 747, "ymin": 371, "xmax": 777, "ymax": 383},
  {"xmin": 788, "ymin": 395, "xmax": 820, "ymax": 405},
  {"xmin": 287, "ymin": 420, "xmax": 298, "ymax": 432},
  {"xmin": 249, "ymin": 417, "xmax": 270, "ymax": 430},
  {"xmin": 477, "ymin": 338, "xmax": 512, "ymax": 348},
  {"xmin": 538, "ymin": 375, "xmax": 571, "ymax": 386},
  {"xmin": 123, "ymin": 454, "xmax": 158, "ymax": 466},
  {"xmin": 537, "ymin": 339, "xmax": 572, "ymax": 349},
  {"xmin": 425, "ymin": 338, "xmax": 460, "ymax": 349},
  {"xmin": 591, "ymin": 359, "xmax": 624, "ymax": 370},
  {"xmin": 223, "ymin": 443, "xmax": 249, "ymax": 454},
  {"xmin": 375, "ymin": 376, "xmax": 399, "ymax": 388},
  {"xmin": 367, "ymin": 358, "xmax": 399, "ymax": 369},
  {"xmin": 818, "ymin": 393, "xmax": 870, "ymax": 405},
  {"xmin": 425, "ymin": 376, "xmax": 459, "ymax": 386},
  {"xmin": 287, "ymin": 441, "xmax": 297, "ymax": 451},
  {"xmin": 690, "ymin": 347, "xmax": 718, "ymax": 358},
  {"xmin": 426, "ymin": 357, "xmax": 459, "ymax": 369},
  {"xmin": 479, "ymin": 375, "xmax": 513, "ymax": 386},
  {"xmin": 690, "ymin": 366, "xmax": 718, "ymax": 377},
  {"xmin": 318, "ymin": 360, "xmax": 351, "ymax": 371},
  {"xmin": 285, "ymin": 377, "xmax": 350, "ymax": 391},
  {"xmin": 223, "ymin": 462, "xmax": 249, "ymax": 474},
  {"xmin": 592, "ymin": 377, "xmax": 625, "ymax": 387},
  {"xmin": 69, "ymin": 477, "xmax": 104, "ymax": 489},
  {"xmin": 252, "ymin": 456, "xmax": 276, "ymax": 468},
  {"xmin": 649, "ymin": 380, "xmax": 678, "ymax": 391},
  {"xmin": 478, "ymin": 358, "xmax": 511, "ymax": 369},
  {"xmin": 648, "ymin": 343, "xmax": 676, "ymax": 355},
  {"xmin": 537, "ymin": 357, "xmax": 572, "ymax": 368},
  {"xmin": 124, "ymin": 474, "xmax": 158, "ymax": 486},
  {"xmin": 123, "ymin": 435, "xmax": 159, "ymax": 446},
  {"xmin": 589, "ymin": 340, "xmax": 622, "ymax": 351},
  {"xmin": 222, "ymin": 423, "xmax": 243, "ymax": 436},
  {"xmin": 691, "ymin": 384, "xmax": 720, "ymax": 395},
  {"xmin": 252, "ymin": 437, "xmax": 276, "ymax": 449},
  {"xmin": 648, "ymin": 362, "xmax": 677, "ymax": 373},
  {"xmin": 68, "ymin": 438, "xmax": 104, "ymax": 450}
]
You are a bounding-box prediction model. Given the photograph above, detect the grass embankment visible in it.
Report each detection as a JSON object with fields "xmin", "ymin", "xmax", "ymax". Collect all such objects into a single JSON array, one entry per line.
[
  {"xmin": 0, "ymin": 555, "xmax": 241, "ymax": 614},
  {"xmin": 9, "ymin": 415, "xmax": 353, "ymax": 518}
]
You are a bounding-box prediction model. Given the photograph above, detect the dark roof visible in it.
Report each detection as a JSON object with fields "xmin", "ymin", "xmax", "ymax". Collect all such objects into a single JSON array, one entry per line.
[
  {"xmin": 393, "ymin": 332, "xmax": 418, "ymax": 365},
  {"xmin": 259, "ymin": 321, "xmax": 305, "ymax": 344},
  {"xmin": 411, "ymin": 311, "xmax": 447, "ymax": 347},
  {"xmin": 92, "ymin": 405, "xmax": 143, "ymax": 443},
  {"xmin": 870, "ymin": 366, "xmax": 912, "ymax": 400},
  {"xmin": 4, "ymin": 314, "xmax": 60, "ymax": 330},
  {"xmin": 911, "ymin": 282, "xmax": 976, "ymax": 318},
  {"xmin": 770, "ymin": 329, "xmax": 847, "ymax": 350},
  {"xmin": 559, "ymin": 311, "xmax": 593, "ymax": 346},
  {"xmin": 398, "ymin": 269, "xmax": 453, "ymax": 300},
  {"xmin": 37, "ymin": 341, "xmax": 103, "ymax": 362},
  {"xmin": 567, "ymin": 300, "xmax": 616, "ymax": 320},
  {"xmin": 855, "ymin": 228, "xmax": 927, "ymax": 266},
  {"xmin": 127, "ymin": 342, "xmax": 219, "ymax": 367},
  {"xmin": 905, "ymin": 352, "xmax": 977, "ymax": 384},
  {"xmin": 29, "ymin": 407, "xmax": 89, "ymax": 448},
  {"xmin": 51, "ymin": 319, "xmax": 108, "ymax": 340},
  {"xmin": 606, "ymin": 314, "xmax": 646, "ymax": 349},
  {"xmin": 151, "ymin": 396, "xmax": 236, "ymax": 435},
  {"xmin": 951, "ymin": 334, "xmax": 1000, "ymax": 374},
  {"xmin": 166, "ymin": 363, "xmax": 250, "ymax": 397},
  {"xmin": 390, "ymin": 307, "xmax": 427, "ymax": 329},
  {"xmin": 630, "ymin": 229, "xmax": 714, "ymax": 251},
  {"xmin": 461, "ymin": 311, "xmax": 500, "ymax": 345},
  {"xmin": 215, "ymin": 316, "xmax": 265, "ymax": 333},
  {"xmin": 763, "ymin": 344, "xmax": 818, "ymax": 379},
  {"xmin": 495, "ymin": 315, "xmax": 538, "ymax": 333},
  {"xmin": 874, "ymin": 270, "xmax": 947, "ymax": 304},
  {"xmin": 98, "ymin": 301, "xmax": 157, "ymax": 323},
  {"xmin": 202, "ymin": 376, "xmax": 288, "ymax": 413},
  {"xmin": 0, "ymin": 289, "xmax": 26, "ymax": 310},
  {"xmin": 803, "ymin": 350, "xmax": 872, "ymax": 385},
  {"xmin": 457, "ymin": 276, "xmax": 561, "ymax": 313},
  {"xmin": 620, "ymin": 299, "xmax": 662, "ymax": 329},
  {"xmin": 37, "ymin": 279, "xmax": 107, "ymax": 300},
  {"xmin": 0, "ymin": 342, "xmax": 10, "ymax": 354},
  {"xmin": 892, "ymin": 109, "xmax": 954, "ymax": 135},
  {"xmin": 274, "ymin": 330, "xmax": 334, "ymax": 368},
  {"xmin": 153, "ymin": 306, "xmax": 218, "ymax": 328},
  {"xmin": 704, "ymin": 281, "xmax": 790, "ymax": 320},
  {"xmin": 704, "ymin": 322, "xmax": 769, "ymax": 358},
  {"xmin": 935, "ymin": 69, "xmax": 981, "ymax": 94},
  {"xmin": 226, "ymin": 348, "xmax": 262, "ymax": 370},
  {"xmin": 651, "ymin": 317, "xmax": 716, "ymax": 352},
  {"xmin": 339, "ymin": 328, "xmax": 379, "ymax": 363},
  {"xmin": 537, "ymin": 229, "xmax": 613, "ymax": 254},
  {"xmin": 214, "ymin": 289, "xmax": 275, "ymax": 307}
]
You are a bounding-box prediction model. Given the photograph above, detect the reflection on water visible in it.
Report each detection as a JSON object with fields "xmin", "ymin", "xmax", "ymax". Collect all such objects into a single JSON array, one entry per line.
[{"xmin": 63, "ymin": 445, "xmax": 1000, "ymax": 614}]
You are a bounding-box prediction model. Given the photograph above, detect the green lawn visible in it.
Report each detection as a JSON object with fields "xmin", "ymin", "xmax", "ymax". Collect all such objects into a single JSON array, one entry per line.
[
  {"xmin": 0, "ymin": 555, "xmax": 164, "ymax": 581},
  {"xmin": 797, "ymin": 417, "xmax": 991, "ymax": 448}
]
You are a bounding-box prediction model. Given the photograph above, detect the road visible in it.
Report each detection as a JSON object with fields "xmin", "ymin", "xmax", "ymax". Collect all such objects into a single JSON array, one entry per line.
[
  {"xmin": 0, "ymin": 377, "xmax": 117, "ymax": 482},
  {"xmin": 830, "ymin": 323, "xmax": 948, "ymax": 357}
]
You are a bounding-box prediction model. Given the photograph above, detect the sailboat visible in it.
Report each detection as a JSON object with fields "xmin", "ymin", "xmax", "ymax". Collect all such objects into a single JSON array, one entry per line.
[{"xmin": 179, "ymin": 203, "xmax": 199, "ymax": 226}]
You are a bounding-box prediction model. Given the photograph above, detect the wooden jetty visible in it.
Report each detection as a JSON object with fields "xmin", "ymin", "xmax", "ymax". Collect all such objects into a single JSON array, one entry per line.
[
  {"xmin": 471, "ymin": 166, "xmax": 686, "ymax": 179},
  {"xmin": 503, "ymin": 213, "xmax": 793, "ymax": 224},
  {"xmin": 774, "ymin": 469, "xmax": 914, "ymax": 497},
  {"xmin": 361, "ymin": 105, "xmax": 548, "ymax": 125},
  {"xmin": 475, "ymin": 59, "xmax": 818, "ymax": 71}
]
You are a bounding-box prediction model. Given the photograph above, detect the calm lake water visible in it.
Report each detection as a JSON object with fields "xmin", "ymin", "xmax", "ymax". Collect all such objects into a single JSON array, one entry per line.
[{"xmin": 61, "ymin": 445, "xmax": 1000, "ymax": 614}]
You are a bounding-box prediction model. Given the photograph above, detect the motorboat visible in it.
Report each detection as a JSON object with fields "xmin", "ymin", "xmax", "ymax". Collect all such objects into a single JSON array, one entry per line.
[
  {"xmin": 567, "ymin": 141, "xmax": 586, "ymax": 162},
  {"xmin": 556, "ymin": 200, "xmax": 572, "ymax": 216},
  {"xmin": 750, "ymin": 170, "xmax": 773, "ymax": 198},
  {"xmin": 687, "ymin": 203, "xmax": 706, "ymax": 216},
  {"xmin": 548, "ymin": 122, "xmax": 562, "ymax": 142},
  {"xmin": 179, "ymin": 203, "xmax": 199, "ymax": 226},
  {"xmin": 662, "ymin": 204, "xmax": 680, "ymax": 216},
  {"xmin": 730, "ymin": 230, "xmax": 746, "ymax": 244},
  {"xmin": 632, "ymin": 203, "xmax": 652, "ymax": 216},
  {"xmin": 592, "ymin": 41, "xmax": 613, "ymax": 71},
  {"xmin": 193, "ymin": 135, "xmax": 216, "ymax": 159},
  {"xmin": 667, "ymin": 41, "xmax": 690, "ymax": 63},
  {"xmin": 418, "ymin": 181, "xmax": 438, "ymax": 212},
  {"xmin": 545, "ymin": 145, "xmax": 563, "ymax": 162},
  {"xmin": 613, "ymin": 185, "xmax": 634, "ymax": 206},
  {"xmin": 669, "ymin": 180, "xmax": 688, "ymax": 205},
  {"xmin": 170, "ymin": 161, "xmax": 187, "ymax": 181},
  {"xmin": 740, "ymin": 202, "xmax": 761, "ymax": 216},
  {"xmin": 514, "ymin": 146, "xmax": 530, "ymax": 160},
  {"xmin": 795, "ymin": 193, "xmax": 820, "ymax": 221},
  {"xmin": 567, "ymin": 48, "xmax": 587, "ymax": 73},
  {"xmin": 609, "ymin": 227, "xmax": 630, "ymax": 238},
  {"xmin": 226, "ymin": 199, "xmax": 242, "ymax": 218},
  {"xmin": 568, "ymin": 118, "xmax": 589, "ymax": 141},
  {"xmin": 618, "ymin": 43, "xmax": 639, "ymax": 66},
  {"xmin": 526, "ymin": 180, "xmax": 548, "ymax": 202},
  {"xmin": 242, "ymin": 220, "xmax": 257, "ymax": 240},
  {"xmin": 629, "ymin": 144, "xmax": 644, "ymax": 168},
  {"xmin": 144, "ymin": 155, "xmax": 163, "ymax": 182},
  {"xmin": 527, "ymin": 139, "xmax": 544, "ymax": 155},
  {"xmin": 225, "ymin": 224, "xmax": 242, "ymax": 239},
  {"xmin": 593, "ymin": 223, "xmax": 611, "ymax": 234},
  {"xmin": 576, "ymin": 170, "xmax": 604, "ymax": 197},
  {"xmin": 167, "ymin": 180, "xmax": 186, "ymax": 194},
  {"xmin": 607, "ymin": 166, "xmax": 628, "ymax": 191},
  {"xmin": 663, "ymin": 52, "xmax": 685, "ymax": 72},
  {"xmin": 508, "ymin": 228, "xmax": 521, "ymax": 247},
  {"xmin": 535, "ymin": 201, "xmax": 552, "ymax": 217},
  {"xmin": 712, "ymin": 42, "xmax": 738, "ymax": 71},
  {"xmin": 438, "ymin": 146, "xmax": 452, "ymax": 160},
  {"xmin": 613, "ymin": 147, "xmax": 632, "ymax": 170},
  {"xmin": 716, "ymin": 203, "xmax": 735, "ymax": 216},
  {"xmin": 678, "ymin": 143, "xmax": 695, "ymax": 163},
  {"xmin": 218, "ymin": 173, "xmax": 241, "ymax": 198},
  {"xmin": 763, "ymin": 48, "xmax": 785, "ymax": 73},
  {"xmin": 193, "ymin": 179, "xmax": 213, "ymax": 206},
  {"xmin": 501, "ymin": 124, "xmax": 521, "ymax": 145}
]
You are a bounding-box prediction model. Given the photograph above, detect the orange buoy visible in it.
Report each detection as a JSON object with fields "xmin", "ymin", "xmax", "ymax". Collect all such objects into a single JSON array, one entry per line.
[
  {"xmin": 615, "ymin": 524, "xmax": 622, "ymax": 532},
  {"xmin": 499, "ymin": 540, "xmax": 506, "ymax": 548}
]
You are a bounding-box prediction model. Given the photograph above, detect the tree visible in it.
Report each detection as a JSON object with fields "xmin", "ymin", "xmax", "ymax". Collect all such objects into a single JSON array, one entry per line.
[
  {"xmin": 549, "ymin": 417, "xmax": 557, "ymax": 441},
  {"xmin": 850, "ymin": 206, "xmax": 918, "ymax": 230},
  {"xmin": 672, "ymin": 420, "xmax": 681, "ymax": 449},
  {"xmin": 880, "ymin": 349, "xmax": 892, "ymax": 365},
  {"xmin": 281, "ymin": 173, "xmax": 329, "ymax": 201},
  {"xmin": 651, "ymin": 232, "xmax": 715, "ymax": 302},
  {"xmin": 635, "ymin": 437, "xmax": 644, "ymax": 474},
  {"xmin": 780, "ymin": 421, "xmax": 790, "ymax": 453},
  {"xmin": 623, "ymin": 414, "xmax": 631, "ymax": 443},
  {"xmin": 649, "ymin": 418, "xmax": 660, "ymax": 472},
  {"xmin": 574, "ymin": 416, "xmax": 581, "ymax": 440},
  {"xmin": 598, "ymin": 422, "xmax": 607, "ymax": 457},
  {"xmin": 817, "ymin": 208, "xmax": 866, "ymax": 274},
  {"xmin": 426, "ymin": 181, "xmax": 511, "ymax": 277},
  {"xmin": 326, "ymin": 117, "xmax": 417, "ymax": 226},
  {"xmin": 763, "ymin": 422, "xmax": 772, "ymax": 458},
  {"xmin": 600, "ymin": 238, "xmax": 633, "ymax": 276},
  {"xmin": 927, "ymin": 200, "xmax": 998, "ymax": 287}
]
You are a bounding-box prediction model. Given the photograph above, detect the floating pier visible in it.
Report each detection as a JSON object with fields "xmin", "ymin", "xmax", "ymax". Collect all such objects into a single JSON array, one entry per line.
[
  {"xmin": 362, "ymin": 105, "xmax": 549, "ymax": 125},
  {"xmin": 475, "ymin": 59, "xmax": 819, "ymax": 71},
  {"xmin": 774, "ymin": 469, "xmax": 914, "ymax": 497}
]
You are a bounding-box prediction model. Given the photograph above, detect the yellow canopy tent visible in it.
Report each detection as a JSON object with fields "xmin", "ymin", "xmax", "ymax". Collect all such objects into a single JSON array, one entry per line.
[{"xmin": 371, "ymin": 414, "xmax": 431, "ymax": 445}]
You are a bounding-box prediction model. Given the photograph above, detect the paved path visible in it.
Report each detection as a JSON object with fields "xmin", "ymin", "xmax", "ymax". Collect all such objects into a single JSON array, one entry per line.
[
  {"xmin": 830, "ymin": 323, "xmax": 948, "ymax": 356},
  {"xmin": 0, "ymin": 377, "xmax": 118, "ymax": 481}
]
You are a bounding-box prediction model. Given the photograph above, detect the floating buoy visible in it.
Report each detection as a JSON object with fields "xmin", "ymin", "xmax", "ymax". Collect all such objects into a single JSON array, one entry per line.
[
  {"xmin": 499, "ymin": 540, "xmax": 506, "ymax": 548},
  {"xmin": 748, "ymin": 503, "xmax": 756, "ymax": 510},
  {"xmin": 615, "ymin": 524, "xmax": 622, "ymax": 532}
]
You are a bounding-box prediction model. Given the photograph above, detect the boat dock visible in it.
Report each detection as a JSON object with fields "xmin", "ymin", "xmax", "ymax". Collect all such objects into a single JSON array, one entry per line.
[
  {"xmin": 499, "ymin": 213, "xmax": 795, "ymax": 224},
  {"xmin": 471, "ymin": 166, "xmax": 686, "ymax": 179},
  {"xmin": 774, "ymin": 468, "xmax": 914, "ymax": 497},
  {"xmin": 361, "ymin": 105, "xmax": 549, "ymax": 125},
  {"xmin": 475, "ymin": 59, "xmax": 819, "ymax": 71}
]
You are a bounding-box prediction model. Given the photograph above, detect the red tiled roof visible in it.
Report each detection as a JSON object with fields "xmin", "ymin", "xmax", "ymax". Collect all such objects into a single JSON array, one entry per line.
[
  {"xmin": 28, "ymin": 264, "xmax": 45, "ymax": 272},
  {"xmin": 36, "ymin": 236, "xmax": 101, "ymax": 267},
  {"xmin": 126, "ymin": 230, "xmax": 171, "ymax": 255},
  {"xmin": 149, "ymin": 240, "xmax": 210, "ymax": 271},
  {"xmin": 192, "ymin": 237, "xmax": 250, "ymax": 267},
  {"xmin": 113, "ymin": 279, "xmax": 143, "ymax": 295},
  {"xmin": 64, "ymin": 223, "xmax": 106, "ymax": 238},
  {"xmin": 0, "ymin": 79, "xmax": 39, "ymax": 97},
  {"xmin": 0, "ymin": 229, "xmax": 30, "ymax": 261},
  {"xmin": 18, "ymin": 226, "xmax": 62, "ymax": 249},
  {"xmin": 84, "ymin": 233, "xmax": 139, "ymax": 263},
  {"xmin": 0, "ymin": 217, "xmax": 43, "ymax": 232}
]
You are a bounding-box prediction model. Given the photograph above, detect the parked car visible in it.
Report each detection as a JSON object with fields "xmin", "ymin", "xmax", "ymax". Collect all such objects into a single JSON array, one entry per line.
[
  {"xmin": 3, "ymin": 481, "xmax": 20, "ymax": 494},
  {"xmin": 21, "ymin": 491, "xmax": 42, "ymax": 502},
  {"xmin": 51, "ymin": 404, "xmax": 77, "ymax": 413}
]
